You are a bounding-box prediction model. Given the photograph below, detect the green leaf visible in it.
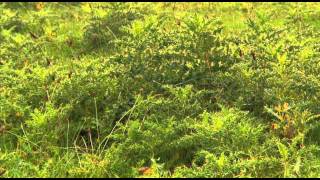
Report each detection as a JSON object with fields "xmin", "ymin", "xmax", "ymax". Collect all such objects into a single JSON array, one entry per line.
[
  {"xmin": 293, "ymin": 156, "xmax": 301, "ymax": 176},
  {"xmin": 277, "ymin": 142, "xmax": 288, "ymax": 160},
  {"xmin": 217, "ymin": 153, "xmax": 226, "ymax": 169}
]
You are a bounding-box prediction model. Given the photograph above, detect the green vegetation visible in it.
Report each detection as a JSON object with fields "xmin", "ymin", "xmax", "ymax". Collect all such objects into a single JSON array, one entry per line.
[{"xmin": 1, "ymin": 2, "xmax": 320, "ymax": 178}]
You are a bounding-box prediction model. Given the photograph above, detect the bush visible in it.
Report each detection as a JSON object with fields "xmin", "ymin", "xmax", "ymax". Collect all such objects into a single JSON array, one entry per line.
[{"xmin": 1, "ymin": 2, "xmax": 320, "ymax": 178}]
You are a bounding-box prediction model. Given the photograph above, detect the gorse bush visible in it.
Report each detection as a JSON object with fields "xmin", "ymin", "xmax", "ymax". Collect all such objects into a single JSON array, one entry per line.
[
  {"xmin": 1, "ymin": 2, "xmax": 320, "ymax": 178},
  {"xmin": 83, "ymin": 3, "xmax": 153, "ymax": 51}
]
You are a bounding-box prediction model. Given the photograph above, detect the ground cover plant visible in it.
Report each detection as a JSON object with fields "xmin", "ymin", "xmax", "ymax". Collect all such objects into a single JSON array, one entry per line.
[{"xmin": 1, "ymin": 2, "xmax": 320, "ymax": 178}]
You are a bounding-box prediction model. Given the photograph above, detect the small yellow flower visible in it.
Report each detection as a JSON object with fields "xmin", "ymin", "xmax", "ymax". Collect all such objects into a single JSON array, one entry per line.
[
  {"xmin": 275, "ymin": 104, "xmax": 282, "ymax": 112},
  {"xmin": 15, "ymin": 112, "xmax": 22, "ymax": 117},
  {"xmin": 271, "ymin": 123, "xmax": 278, "ymax": 130},
  {"xmin": 283, "ymin": 102, "xmax": 289, "ymax": 111},
  {"xmin": 24, "ymin": 59, "xmax": 29, "ymax": 66},
  {"xmin": 284, "ymin": 114, "xmax": 290, "ymax": 121},
  {"xmin": 35, "ymin": 2, "xmax": 44, "ymax": 11}
]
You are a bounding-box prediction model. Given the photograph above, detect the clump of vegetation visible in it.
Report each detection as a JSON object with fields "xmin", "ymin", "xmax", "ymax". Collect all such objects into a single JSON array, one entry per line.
[{"xmin": 1, "ymin": 2, "xmax": 320, "ymax": 178}]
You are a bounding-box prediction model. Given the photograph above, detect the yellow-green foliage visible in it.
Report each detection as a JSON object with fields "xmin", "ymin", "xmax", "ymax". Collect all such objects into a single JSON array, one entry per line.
[{"xmin": 1, "ymin": 2, "xmax": 320, "ymax": 178}]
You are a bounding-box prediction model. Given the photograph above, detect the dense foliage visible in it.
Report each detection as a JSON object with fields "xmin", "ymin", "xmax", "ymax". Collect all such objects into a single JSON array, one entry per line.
[{"xmin": 1, "ymin": 2, "xmax": 320, "ymax": 178}]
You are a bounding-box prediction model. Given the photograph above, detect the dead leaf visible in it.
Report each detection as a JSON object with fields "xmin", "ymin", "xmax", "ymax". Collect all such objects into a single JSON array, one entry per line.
[
  {"xmin": 138, "ymin": 167, "xmax": 153, "ymax": 175},
  {"xmin": 0, "ymin": 168, "xmax": 6, "ymax": 176},
  {"xmin": 0, "ymin": 125, "xmax": 6, "ymax": 134}
]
